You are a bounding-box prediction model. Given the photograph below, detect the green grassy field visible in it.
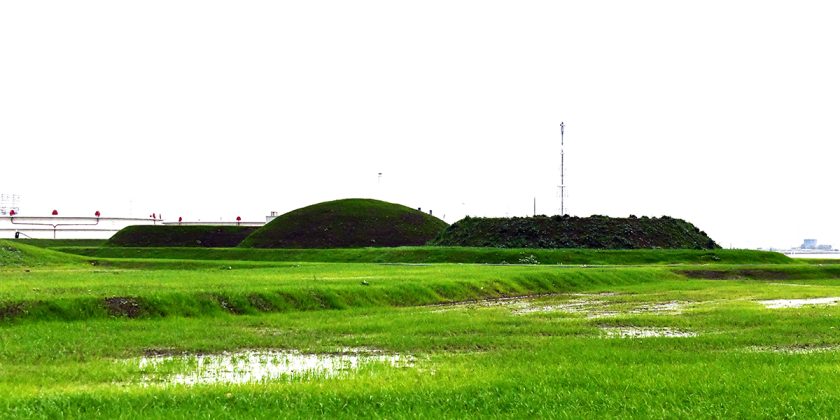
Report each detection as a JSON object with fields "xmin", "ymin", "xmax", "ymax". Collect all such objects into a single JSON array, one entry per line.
[{"xmin": 2, "ymin": 240, "xmax": 839, "ymax": 417}]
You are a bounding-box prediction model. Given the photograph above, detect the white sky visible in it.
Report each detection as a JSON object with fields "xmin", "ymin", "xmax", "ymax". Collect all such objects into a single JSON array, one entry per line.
[{"xmin": 2, "ymin": 1, "xmax": 838, "ymax": 249}]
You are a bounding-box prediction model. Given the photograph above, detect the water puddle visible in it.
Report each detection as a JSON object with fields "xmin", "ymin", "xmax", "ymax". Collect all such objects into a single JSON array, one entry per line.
[
  {"xmin": 513, "ymin": 298, "xmax": 616, "ymax": 317},
  {"xmin": 628, "ymin": 301, "xmax": 683, "ymax": 314},
  {"xmin": 429, "ymin": 295, "xmax": 536, "ymax": 312},
  {"xmin": 745, "ymin": 345, "xmax": 840, "ymax": 355},
  {"xmin": 128, "ymin": 348, "xmax": 413, "ymax": 386},
  {"xmin": 431, "ymin": 293, "xmax": 686, "ymax": 319},
  {"xmin": 515, "ymin": 298, "xmax": 685, "ymax": 318},
  {"xmin": 758, "ymin": 297, "xmax": 840, "ymax": 309},
  {"xmin": 600, "ymin": 327, "xmax": 697, "ymax": 338}
]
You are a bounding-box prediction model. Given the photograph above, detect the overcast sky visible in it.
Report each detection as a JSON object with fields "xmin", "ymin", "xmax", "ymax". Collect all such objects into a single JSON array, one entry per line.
[{"xmin": 2, "ymin": 1, "xmax": 838, "ymax": 249}]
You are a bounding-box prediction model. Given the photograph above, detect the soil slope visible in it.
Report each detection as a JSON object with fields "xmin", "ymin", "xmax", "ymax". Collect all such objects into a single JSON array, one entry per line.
[
  {"xmin": 431, "ymin": 215, "xmax": 720, "ymax": 249},
  {"xmin": 240, "ymin": 198, "xmax": 448, "ymax": 248},
  {"xmin": 108, "ymin": 225, "xmax": 258, "ymax": 247}
]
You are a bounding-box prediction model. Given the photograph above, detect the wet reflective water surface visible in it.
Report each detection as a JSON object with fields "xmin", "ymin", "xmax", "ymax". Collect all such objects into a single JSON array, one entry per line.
[
  {"xmin": 432, "ymin": 293, "xmax": 686, "ymax": 319},
  {"xmin": 758, "ymin": 297, "xmax": 840, "ymax": 309},
  {"xmin": 131, "ymin": 348, "xmax": 413, "ymax": 386},
  {"xmin": 745, "ymin": 345, "xmax": 840, "ymax": 354},
  {"xmin": 600, "ymin": 327, "xmax": 697, "ymax": 338}
]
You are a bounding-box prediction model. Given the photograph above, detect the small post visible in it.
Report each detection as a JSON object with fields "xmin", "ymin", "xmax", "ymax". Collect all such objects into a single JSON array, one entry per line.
[{"xmin": 560, "ymin": 121, "xmax": 565, "ymax": 216}]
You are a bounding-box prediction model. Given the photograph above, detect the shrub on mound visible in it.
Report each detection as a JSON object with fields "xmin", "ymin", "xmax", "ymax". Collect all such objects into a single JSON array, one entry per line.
[
  {"xmin": 108, "ymin": 225, "xmax": 258, "ymax": 247},
  {"xmin": 240, "ymin": 198, "xmax": 448, "ymax": 248},
  {"xmin": 431, "ymin": 215, "xmax": 720, "ymax": 249}
]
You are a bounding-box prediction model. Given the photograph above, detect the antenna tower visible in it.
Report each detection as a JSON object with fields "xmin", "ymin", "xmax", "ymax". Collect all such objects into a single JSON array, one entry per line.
[{"xmin": 559, "ymin": 122, "xmax": 566, "ymax": 215}]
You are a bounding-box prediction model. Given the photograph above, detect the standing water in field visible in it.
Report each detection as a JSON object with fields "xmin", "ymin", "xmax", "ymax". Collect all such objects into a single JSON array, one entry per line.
[
  {"xmin": 758, "ymin": 297, "xmax": 840, "ymax": 309},
  {"xmin": 431, "ymin": 293, "xmax": 687, "ymax": 319},
  {"xmin": 600, "ymin": 327, "xmax": 697, "ymax": 338},
  {"xmin": 130, "ymin": 349, "xmax": 413, "ymax": 386}
]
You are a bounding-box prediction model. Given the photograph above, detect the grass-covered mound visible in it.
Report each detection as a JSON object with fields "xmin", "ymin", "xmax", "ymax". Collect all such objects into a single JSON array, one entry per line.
[
  {"xmin": 0, "ymin": 240, "xmax": 85, "ymax": 267},
  {"xmin": 240, "ymin": 198, "xmax": 448, "ymax": 248},
  {"xmin": 108, "ymin": 225, "xmax": 258, "ymax": 247},
  {"xmin": 432, "ymin": 215, "xmax": 720, "ymax": 249}
]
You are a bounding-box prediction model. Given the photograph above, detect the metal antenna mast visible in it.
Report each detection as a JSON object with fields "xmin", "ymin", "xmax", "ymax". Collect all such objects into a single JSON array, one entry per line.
[{"xmin": 560, "ymin": 122, "xmax": 566, "ymax": 215}]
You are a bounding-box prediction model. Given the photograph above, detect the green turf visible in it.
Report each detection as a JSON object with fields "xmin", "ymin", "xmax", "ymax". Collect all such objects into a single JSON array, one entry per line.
[
  {"xmin": 16, "ymin": 239, "xmax": 107, "ymax": 248},
  {"xmin": 3, "ymin": 244, "xmax": 839, "ymax": 418},
  {"xmin": 0, "ymin": 240, "xmax": 86, "ymax": 267},
  {"xmin": 54, "ymin": 245, "xmax": 793, "ymax": 265},
  {"xmin": 240, "ymin": 198, "xmax": 448, "ymax": 248}
]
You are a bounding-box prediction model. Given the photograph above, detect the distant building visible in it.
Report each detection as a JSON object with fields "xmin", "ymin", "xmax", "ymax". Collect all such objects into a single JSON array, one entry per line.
[
  {"xmin": 266, "ymin": 211, "xmax": 279, "ymax": 223},
  {"xmin": 3, "ymin": 212, "xmax": 269, "ymax": 239},
  {"xmin": 817, "ymin": 244, "xmax": 834, "ymax": 251},
  {"xmin": 0, "ymin": 193, "xmax": 21, "ymax": 216},
  {"xmin": 801, "ymin": 239, "xmax": 818, "ymax": 249},
  {"xmin": 1, "ymin": 214, "xmax": 160, "ymax": 239}
]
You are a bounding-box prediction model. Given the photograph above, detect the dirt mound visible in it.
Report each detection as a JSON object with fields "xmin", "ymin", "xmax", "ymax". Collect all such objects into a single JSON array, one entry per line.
[
  {"xmin": 240, "ymin": 198, "xmax": 448, "ymax": 248},
  {"xmin": 108, "ymin": 225, "xmax": 257, "ymax": 247},
  {"xmin": 431, "ymin": 215, "xmax": 719, "ymax": 249}
]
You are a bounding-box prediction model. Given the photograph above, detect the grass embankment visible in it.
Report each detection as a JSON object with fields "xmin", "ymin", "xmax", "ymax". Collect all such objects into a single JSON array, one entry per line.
[
  {"xmin": 240, "ymin": 198, "xmax": 448, "ymax": 248},
  {"xmin": 107, "ymin": 225, "xmax": 258, "ymax": 247},
  {"xmin": 55, "ymin": 246, "xmax": 792, "ymax": 265},
  {"xmin": 433, "ymin": 215, "xmax": 719, "ymax": 249},
  {"xmin": 0, "ymin": 240, "xmax": 86, "ymax": 267},
  {"xmin": 16, "ymin": 239, "xmax": 107, "ymax": 248},
  {"xmin": 0, "ymin": 263, "xmax": 672, "ymax": 322},
  {"xmin": 0, "ymin": 251, "xmax": 829, "ymax": 325}
]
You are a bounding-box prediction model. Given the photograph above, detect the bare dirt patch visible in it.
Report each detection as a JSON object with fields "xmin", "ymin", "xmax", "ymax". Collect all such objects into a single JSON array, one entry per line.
[
  {"xmin": 676, "ymin": 269, "xmax": 797, "ymax": 280},
  {"xmin": 738, "ymin": 269, "xmax": 793, "ymax": 280},
  {"xmin": 676, "ymin": 270, "xmax": 733, "ymax": 279},
  {"xmin": 248, "ymin": 294, "xmax": 276, "ymax": 312},
  {"xmin": 215, "ymin": 295, "xmax": 244, "ymax": 314},
  {"xmin": 0, "ymin": 302, "xmax": 25, "ymax": 320},
  {"xmin": 104, "ymin": 297, "xmax": 144, "ymax": 318}
]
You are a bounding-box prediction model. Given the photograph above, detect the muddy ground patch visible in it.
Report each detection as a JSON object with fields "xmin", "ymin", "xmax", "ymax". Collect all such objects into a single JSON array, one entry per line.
[
  {"xmin": 104, "ymin": 297, "xmax": 146, "ymax": 318},
  {"xmin": 676, "ymin": 269, "xmax": 793, "ymax": 280},
  {"xmin": 0, "ymin": 302, "xmax": 25, "ymax": 320}
]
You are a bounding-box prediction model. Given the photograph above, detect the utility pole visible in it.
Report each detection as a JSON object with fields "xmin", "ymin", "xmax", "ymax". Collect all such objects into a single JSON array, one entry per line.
[{"xmin": 560, "ymin": 122, "xmax": 566, "ymax": 215}]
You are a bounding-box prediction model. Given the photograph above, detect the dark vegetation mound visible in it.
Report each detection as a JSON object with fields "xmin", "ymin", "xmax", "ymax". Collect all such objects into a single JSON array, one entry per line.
[
  {"xmin": 431, "ymin": 215, "xmax": 720, "ymax": 249},
  {"xmin": 108, "ymin": 225, "xmax": 258, "ymax": 247},
  {"xmin": 240, "ymin": 198, "xmax": 448, "ymax": 248}
]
